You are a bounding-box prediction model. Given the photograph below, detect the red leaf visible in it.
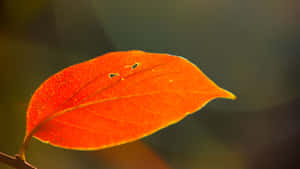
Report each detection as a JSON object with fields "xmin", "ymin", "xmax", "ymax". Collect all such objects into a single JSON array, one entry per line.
[{"xmin": 23, "ymin": 50, "xmax": 235, "ymax": 152}]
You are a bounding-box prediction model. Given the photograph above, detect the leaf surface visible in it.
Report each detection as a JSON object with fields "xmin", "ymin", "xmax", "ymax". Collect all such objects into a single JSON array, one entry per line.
[{"xmin": 25, "ymin": 50, "xmax": 235, "ymax": 150}]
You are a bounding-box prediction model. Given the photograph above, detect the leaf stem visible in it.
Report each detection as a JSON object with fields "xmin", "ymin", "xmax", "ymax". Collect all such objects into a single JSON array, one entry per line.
[
  {"xmin": 0, "ymin": 152, "xmax": 36, "ymax": 169},
  {"xmin": 18, "ymin": 133, "xmax": 33, "ymax": 161}
]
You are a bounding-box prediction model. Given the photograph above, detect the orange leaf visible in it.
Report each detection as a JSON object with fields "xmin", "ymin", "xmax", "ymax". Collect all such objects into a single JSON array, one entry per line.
[{"xmin": 21, "ymin": 50, "xmax": 235, "ymax": 157}]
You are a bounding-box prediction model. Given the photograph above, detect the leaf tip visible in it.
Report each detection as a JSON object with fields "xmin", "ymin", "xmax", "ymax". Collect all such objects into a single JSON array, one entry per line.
[{"xmin": 220, "ymin": 88, "xmax": 236, "ymax": 100}]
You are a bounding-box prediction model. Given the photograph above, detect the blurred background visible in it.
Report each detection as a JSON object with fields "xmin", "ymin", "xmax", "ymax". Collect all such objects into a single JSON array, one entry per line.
[{"xmin": 0, "ymin": 0, "xmax": 299, "ymax": 169}]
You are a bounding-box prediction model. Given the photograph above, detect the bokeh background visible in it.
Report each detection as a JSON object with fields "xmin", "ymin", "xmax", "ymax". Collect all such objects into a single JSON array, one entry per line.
[{"xmin": 1, "ymin": 0, "xmax": 300, "ymax": 169}]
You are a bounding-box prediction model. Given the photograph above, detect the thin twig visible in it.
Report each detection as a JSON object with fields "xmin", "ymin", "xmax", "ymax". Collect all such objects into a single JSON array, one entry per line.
[{"xmin": 0, "ymin": 152, "xmax": 36, "ymax": 169}]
